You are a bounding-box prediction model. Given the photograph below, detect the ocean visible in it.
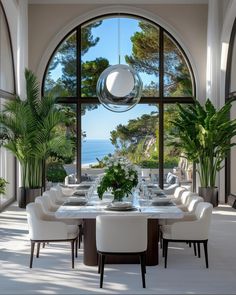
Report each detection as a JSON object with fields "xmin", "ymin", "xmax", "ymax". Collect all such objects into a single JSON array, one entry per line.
[{"xmin": 82, "ymin": 139, "xmax": 115, "ymax": 165}]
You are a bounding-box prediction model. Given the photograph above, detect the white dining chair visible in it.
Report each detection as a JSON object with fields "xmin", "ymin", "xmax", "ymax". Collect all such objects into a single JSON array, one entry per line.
[
  {"xmin": 26, "ymin": 202, "xmax": 79, "ymax": 268},
  {"xmin": 176, "ymin": 191, "xmax": 198, "ymax": 208},
  {"xmin": 161, "ymin": 202, "xmax": 213, "ymax": 268},
  {"xmin": 49, "ymin": 187, "xmax": 70, "ymax": 204},
  {"xmin": 96, "ymin": 215, "xmax": 148, "ymax": 288},
  {"xmin": 35, "ymin": 196, "xmax": 83, "ymax": 248},
  {"xmin": 167, "ymin": 186, "xmax": 186, "ymax": 201}
]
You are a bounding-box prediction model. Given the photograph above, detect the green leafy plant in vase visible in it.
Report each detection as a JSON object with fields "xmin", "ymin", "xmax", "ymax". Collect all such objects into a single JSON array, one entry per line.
[
  {"xmin": 170, "ymin": 98, "xmax": 236, "ymax": 206},
  {"xmin": 97, "ymin": 155, "xmax": 138, "ymax": 202},
  {"xmin": 0, "ymin": 69, "xmax": 74, "ymax": 207}
]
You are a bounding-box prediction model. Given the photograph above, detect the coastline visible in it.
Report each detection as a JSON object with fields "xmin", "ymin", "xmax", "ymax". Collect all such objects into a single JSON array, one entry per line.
[{"xmin": 81, "ymin": 162, "xmax": 97, "ymax": 168}]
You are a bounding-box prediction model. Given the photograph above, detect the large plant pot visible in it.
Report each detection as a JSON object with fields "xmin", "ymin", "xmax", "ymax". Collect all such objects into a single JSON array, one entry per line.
[
  {"xmin": 198, "ymin": 187, "xmax": 218, "ymax": 207},
  {"xmin": 18, "ymin": 187, "xmax": 42, "ymax": 208}
]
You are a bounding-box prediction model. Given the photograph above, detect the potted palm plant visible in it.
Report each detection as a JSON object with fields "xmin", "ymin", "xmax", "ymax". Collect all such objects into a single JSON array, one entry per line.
[
  {"xmin": 0, "ymin": 69, "xmax": 73, "ymax": 208},
  {"xmin": 170, "ymin": 98, "xmax": 236, "ymax": 206}
]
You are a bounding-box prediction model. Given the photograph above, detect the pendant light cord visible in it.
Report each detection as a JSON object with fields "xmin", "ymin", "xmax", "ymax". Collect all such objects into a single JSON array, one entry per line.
[{"xmin": 118, "ymin": 17, "xmax": 121, "ymax": 64}]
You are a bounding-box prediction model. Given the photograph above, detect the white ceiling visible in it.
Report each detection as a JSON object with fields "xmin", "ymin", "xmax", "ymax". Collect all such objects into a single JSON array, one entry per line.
[{"xmin": 28, "ymin": 0, "xmax": 208, "ymax": 5}]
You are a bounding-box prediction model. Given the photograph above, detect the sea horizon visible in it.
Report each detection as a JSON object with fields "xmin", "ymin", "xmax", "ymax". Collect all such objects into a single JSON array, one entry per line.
[{"xmin": 82, "ymin": 138, "xmax": 115, "ymax": 165}]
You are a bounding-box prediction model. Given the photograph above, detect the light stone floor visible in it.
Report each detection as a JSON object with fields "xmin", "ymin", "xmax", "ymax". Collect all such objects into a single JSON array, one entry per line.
[{"xmin": 1, "ymin": 202, "xmax": 236, "ymax": 294}]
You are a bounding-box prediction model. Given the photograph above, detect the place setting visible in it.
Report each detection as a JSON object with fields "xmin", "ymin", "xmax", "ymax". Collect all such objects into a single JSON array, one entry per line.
[{"xmin": 105, "ymin": 201, "xmax": 138, "ymax": 212}]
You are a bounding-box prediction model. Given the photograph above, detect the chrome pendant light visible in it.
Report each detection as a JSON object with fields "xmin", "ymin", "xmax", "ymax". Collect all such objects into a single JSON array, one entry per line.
[{"xmin": 96, "ymin": 18, "xmax": 142, "ymax": 112}]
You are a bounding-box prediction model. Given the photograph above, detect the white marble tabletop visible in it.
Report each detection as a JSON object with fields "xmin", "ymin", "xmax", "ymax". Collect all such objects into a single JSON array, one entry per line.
[{"xmin": 55, "ymin": 193, "xmax": 184, "ymax": 220}]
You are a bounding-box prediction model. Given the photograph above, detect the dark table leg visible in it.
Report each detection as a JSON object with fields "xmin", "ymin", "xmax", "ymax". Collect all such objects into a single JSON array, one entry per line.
[
  {"xmin": 146, "ymin": 219, "xmax": 159, "ymax": 266},
  {"xmin": 83, "ymin": 219, "xmax": 97, "ymax": 266},
  {"xmin": 83, "ymin": 218, "xmax": 159, "ymax": 266}
]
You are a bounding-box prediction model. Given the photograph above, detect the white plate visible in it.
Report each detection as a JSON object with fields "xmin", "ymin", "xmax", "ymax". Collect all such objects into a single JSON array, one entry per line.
[{"xmin": 110, "ymin": 202, "xmax": 132, "ymax": 209}]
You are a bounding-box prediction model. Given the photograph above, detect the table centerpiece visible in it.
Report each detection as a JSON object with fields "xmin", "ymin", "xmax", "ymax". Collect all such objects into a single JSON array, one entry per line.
[{"xmin": 97, "ymin": 155, "xmax": 138, "ymax": 202}]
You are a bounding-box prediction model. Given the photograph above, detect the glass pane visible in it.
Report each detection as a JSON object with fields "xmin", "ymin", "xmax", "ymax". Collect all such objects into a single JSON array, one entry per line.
[
  {"xmin": 230, "ymin": 101, "xmax": 236, "ymax": 195},
  {"xmin": 164, "ymin": 33, "xmax": 193, "ymax": 97},
  {"xmin": 81, "ymin": 104, "xmax": 159, "ymax": 182},
  {"xmin": 44, "ymin": 32, "xmax": 77, "ymax": 97},
  {"xmin": 46, "ymin": 104, "xmax": 77, "ymax": 186},
  {"xmin": 230, "ymin": 33, "xmax": 236, "ymax": 92},
  {"xmin": 81, "ymin": 17, "xmax": 159, "ymax": 98},
  {"xmin": 164, "ymin": 104, "xmax": 193, "ymax": 190},
  {"xmin": 0, "ymin": 98, "xmax": 15, "ymax": 209},
  {"xmin": 0, "ymin": 7, "xmax": 14, "ymax": 93}
]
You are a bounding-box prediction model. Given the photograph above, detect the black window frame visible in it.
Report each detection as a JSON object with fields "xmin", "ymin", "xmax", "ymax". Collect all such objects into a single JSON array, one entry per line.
[{"xmin": 42, "ymin": 13, "xmax": 196, "ymax": 189}]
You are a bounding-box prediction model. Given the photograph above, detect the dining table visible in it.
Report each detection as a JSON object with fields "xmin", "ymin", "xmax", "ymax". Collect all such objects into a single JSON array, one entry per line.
[{"xmin": 55, "ymin": 186, "xmax": 184, "ymax": 266}]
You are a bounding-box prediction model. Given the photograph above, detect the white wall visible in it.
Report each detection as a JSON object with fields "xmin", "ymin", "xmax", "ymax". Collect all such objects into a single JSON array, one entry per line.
[
  {"xmin": 28, "ymin": 3, "xmax": 208, "ymax": 99},
  {"xmin": 1, "ymin": 0, "xmax": 18, "ymax": 87},
  {"xmin": 1, "ymin": 0, "xmax": 28, "ymax": 97}
]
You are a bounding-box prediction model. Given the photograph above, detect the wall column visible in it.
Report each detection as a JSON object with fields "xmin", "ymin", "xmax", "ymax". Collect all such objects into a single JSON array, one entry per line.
[{"xmin": 17, "ymin": 0, "xmax": 28, "ymax": 98}]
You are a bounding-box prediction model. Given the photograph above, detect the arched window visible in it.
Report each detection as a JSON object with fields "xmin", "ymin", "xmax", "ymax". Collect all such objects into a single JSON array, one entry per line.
[
  {"xmin": 0, "ymin": 1, "xmax": 16, "ymax": 209},
  {"xmin": 226, "ymin": 18, "xmax": 236, "ymax": 203},
  {"xmin": 43, "ymin": 14, "xmax": 195, "ymax": 188}
]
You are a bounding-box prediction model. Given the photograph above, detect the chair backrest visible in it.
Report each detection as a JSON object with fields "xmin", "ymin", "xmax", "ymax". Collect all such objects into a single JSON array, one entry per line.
[
  {"xmin": 194, "ymin": 202, "xmax": 213, "ymax": 239},
  {"xmin": 180, "ymin": 191, "xmax": 195, "ymax": 206},
  {"xmin": 187, "ymin": 196, "xmax": 204, "ymax": 212},
  {"xmin": 174, "ymin": 186, "xmax": 186, "ymax": 198},
  {"xmin": 166, "ymin": 172, "xmax": 179, "ymax": 185},
  {"xmin": 183, "ymin": 192, "xmax": 199, "ymax": 207},
  {"xmin": 26, "ymin": 202, "xmax": 67, "ymax": 240},
  {"xmin": 48, "ymin": 188, "xmax": 66, "ymax": 204},
  {"xmin": 96, "ymin": 215, "xmax": 147, "ymax": 253},
  {"xmin": 36, "ymin": 193, "xmax": 56, "ymax": 212},
  {"xmin": 35, "ymin": 195, "xmax": 51, "ymax": 214},
  {"xmin": 172, "ymin": 202, "xmax": 213, "ymax": 240}
]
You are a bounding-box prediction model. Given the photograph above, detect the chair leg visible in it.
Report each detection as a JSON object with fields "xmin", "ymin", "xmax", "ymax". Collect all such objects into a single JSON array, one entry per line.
[
  {"xmin": 197, "ymin": 242, "xmax": 201, "ymax": 258},
  {"xmin": 30, "ymin": 241, "xmax": 35, "ymax": 268},
  {"xmin": 164, "ymin": 239, "xmax": 168, "ymax": 268},
  {"xmin": 42, "ymin": 242, "xmax": 46, "ymax": 248},
  {"xmin": 36, "ymin": 242, "xmax": 40, "ymax": 258},
  {"xmin": 71, "ymin": 241, "xmax": 75, "ymax": 269},
  {"xmin": 193, "ymin": 242, "xmax": 197, "ymax": 256},
  {"xmin": 139, "ymin": 253, "xmax": 146, "ymax": 288},
  {"xmin": 79, "ymin": 224, "xmax": 83, "ymax": 248},
  {"xmin": 98, "ymin": 254, "xmax": 101, "ymax": 274},
  {"xmin": 75, "ymin": 238, "xmax": 78, "ymax": 258},
  {"xmin": 162, "ymin": 237, "xmax": 166, "ymax": 257},
  {"xmin": 203, "ymin": 240, "xmax": 209, "ymax": 268},
  {"xmin": 100, "ymin": 254, "xmax": 105, "ymax": 288},
  {"xmin": 159, "ymin": 226, "xmax": 163, "ymax": 249}
]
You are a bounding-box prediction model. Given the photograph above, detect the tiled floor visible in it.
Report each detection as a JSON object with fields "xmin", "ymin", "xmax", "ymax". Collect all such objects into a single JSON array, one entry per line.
[{"xmin": 1, "ymin": 202, "xmax": 236, "ymax": 294}]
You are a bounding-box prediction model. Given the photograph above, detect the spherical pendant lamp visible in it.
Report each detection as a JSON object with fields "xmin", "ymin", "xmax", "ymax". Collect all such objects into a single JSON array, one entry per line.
[{"xmin": 96, "ymin": 64, "xmax": 142, "ymax": 112}]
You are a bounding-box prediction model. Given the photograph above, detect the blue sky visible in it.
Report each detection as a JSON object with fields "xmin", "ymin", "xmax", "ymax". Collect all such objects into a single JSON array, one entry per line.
[
  {"xmin": 80, "ymin": 17, "xmax": 158, "ymax": 139},
  {"xmin": 51, "ymin": 17, "xmax": 159, "ymax": 139},
  {"xmin": 83, "ymin": 17, "xmax": 138, "ymax": 65},
  {"xmin": 82, "ymin": 104, "xmax": 158, "ymax": 140}
]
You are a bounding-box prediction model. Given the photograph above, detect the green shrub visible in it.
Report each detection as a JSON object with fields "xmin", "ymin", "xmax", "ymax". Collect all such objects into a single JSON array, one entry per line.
[
  {"xmin": 138, "ymin": 160, "xmax": 158, "ymax": 168},
  {"xmin": 46, "ymin": 163, "xmax": 67, "ymax": 183},
  {"xmin": 0, "ymin": 177, "xmax": 8, "ymax": 194}
]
